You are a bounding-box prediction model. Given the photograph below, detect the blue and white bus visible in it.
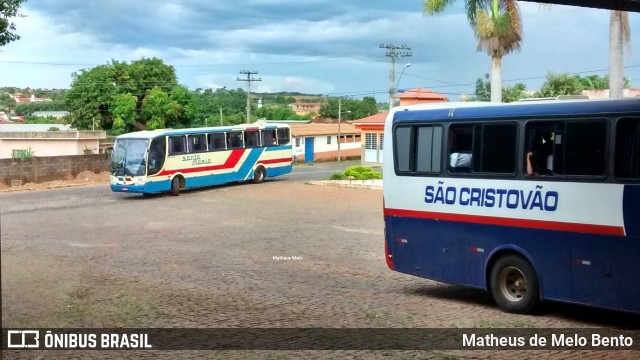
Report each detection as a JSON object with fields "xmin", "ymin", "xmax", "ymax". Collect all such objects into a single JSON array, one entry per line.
[
  {"xmin": 383, "ymin": 98, "xmax": 640, "ymax": 314},
  {"xmin": 110, "ymin": 121, "xmax": 292, "ymax": 195}
]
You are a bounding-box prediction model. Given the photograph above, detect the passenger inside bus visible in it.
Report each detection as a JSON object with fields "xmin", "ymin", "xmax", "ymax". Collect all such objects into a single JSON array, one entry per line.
[{"xmin": 526, "ymin": 132, "xmax": 554, "ymax": 176}]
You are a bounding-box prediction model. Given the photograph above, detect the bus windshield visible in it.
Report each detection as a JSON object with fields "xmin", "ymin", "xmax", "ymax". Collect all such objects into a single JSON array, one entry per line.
[{"xmin": 111, "ymin": 139, "xmax": 149, "ymax": 177}]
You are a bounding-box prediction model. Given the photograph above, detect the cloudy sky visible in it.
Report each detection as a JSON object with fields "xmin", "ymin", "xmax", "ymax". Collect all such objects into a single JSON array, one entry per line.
[{"xmin": 0, "ymin": 0, "xmax": 639, "ymax": 101}]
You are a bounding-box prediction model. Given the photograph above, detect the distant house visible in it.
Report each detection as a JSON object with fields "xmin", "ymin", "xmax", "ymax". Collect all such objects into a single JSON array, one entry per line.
[
  {"xmin": 289, "ymin": 102, "xmax": 322, "ymax": 117},
  {"xmin": 582, "ymin": 88, "xmax": 640, "ymax": 99},
  {"xmin": 289, "ymin": 122, "xmax": 361, "ymax": 163},
  {"xmin": 12, "ymin": 93, "xmax": 48, "ymax": 103},
  {"xmin": 396, "ymin": 88, "xmax": 448, "ymax": 106},
  {"xmin": 0, "ymin": 123, "xmax": 106, "ymax": 159},
  {"xmin": 352, "ymin": 112, "xmax": 388, "ymax": 164}
]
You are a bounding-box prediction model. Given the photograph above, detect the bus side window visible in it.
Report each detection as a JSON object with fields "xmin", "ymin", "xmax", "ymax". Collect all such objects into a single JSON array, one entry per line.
[
  {"xmin": 565, "ymin": 121, "xmax": 607, "ymax": 176},
  {"xmin": 448, "ymin": 125, "xmax": 473, "ymax": 173},
  {"xmin": 449, "ymin": 123, "xmax": 516, "ymax": 174},
  {"xmin": 228, "ymin": 132, "xmax": 243, "ymax": 149},
  {"xmin": 525, "ymin": 126, "xmax": 555, "ymax": 176},
  {"xmin": 277, "ymin": 128, "xmax": 290, "ymax": 145},
  {"xmin": 615, "ymin": 117, "xmax": 640, "ymax": 179},
  {"xmin": 169, "ymin": 136, "xmax": 187, "ymax": 155},
  {"xmin": 263, "ymin": 129, "xmax": 277, "ymax": 146},
  {"xmin": 245, "ymin": 130, "xmax": 260, "ymax": 147},
  {"xmin": 188, "ymin": 134, "xmax": 207, "ymax": 153},
  {"xmin": 208, "ymin": 133, "xmax": 225, "ymax": 151}
]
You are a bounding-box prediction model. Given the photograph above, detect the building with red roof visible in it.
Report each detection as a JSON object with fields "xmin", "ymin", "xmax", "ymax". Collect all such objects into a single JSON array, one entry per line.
[{"xmin": 395, "ymin": 88, "xmax": 448, "ymax": 106}]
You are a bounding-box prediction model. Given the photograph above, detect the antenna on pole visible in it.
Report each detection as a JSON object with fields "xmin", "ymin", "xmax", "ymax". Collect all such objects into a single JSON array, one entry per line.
[{"xmin": 237, "ymin": 70, "xmax": 262, "ymax": 123}]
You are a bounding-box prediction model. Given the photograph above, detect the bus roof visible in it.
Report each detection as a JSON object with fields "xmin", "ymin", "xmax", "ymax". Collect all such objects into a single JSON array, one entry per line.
[
  {"xmin": 391, "ymin": 97, "xmax": 640, "ymax": 123},
  {"xmin": 114, "ymin": 121, "xmax": 290, "ymax": 140}
]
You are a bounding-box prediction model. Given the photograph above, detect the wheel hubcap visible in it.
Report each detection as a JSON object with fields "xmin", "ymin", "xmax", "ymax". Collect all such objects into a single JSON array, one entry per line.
[{"xmin": 499, "ymin": 266, "xmax": 527, "ymax": 302}]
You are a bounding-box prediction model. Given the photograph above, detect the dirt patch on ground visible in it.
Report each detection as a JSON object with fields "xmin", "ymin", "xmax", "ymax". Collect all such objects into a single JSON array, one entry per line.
[{"xmin": 1, "ymin": 171, "xmax": 110, "ymax": 192}]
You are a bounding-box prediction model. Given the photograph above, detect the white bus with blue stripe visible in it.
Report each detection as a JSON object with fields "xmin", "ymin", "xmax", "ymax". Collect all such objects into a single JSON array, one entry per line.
[
  {"xmin": 110, "ymin": 122, "xmax": 292, "ymax": 195},
  {"xmin": 383, "ymin": 98, "xmax": 640, "ymax": 314}
]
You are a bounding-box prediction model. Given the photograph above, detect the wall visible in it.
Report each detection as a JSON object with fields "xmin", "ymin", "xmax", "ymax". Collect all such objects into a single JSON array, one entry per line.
[
  {"xmin": 293, "ymin": 134, "xmax": 361, "ymax": 162},
  {"xmin": 0, "ymin": 154, "xmax": 110, "ymax": 185},
  {"xmin": 0, "ymin": 139, "xmax": 100, "ymax": 159},
  {"xmin": 0, "ymin": 130, "xmax": 105, "ymax": 159}
]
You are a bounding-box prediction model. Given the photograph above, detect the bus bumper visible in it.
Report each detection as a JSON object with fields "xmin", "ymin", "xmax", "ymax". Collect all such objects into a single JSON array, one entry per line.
[{"xmin": 110, "ymin": 183, "xmax": 146, "ymax": 193}]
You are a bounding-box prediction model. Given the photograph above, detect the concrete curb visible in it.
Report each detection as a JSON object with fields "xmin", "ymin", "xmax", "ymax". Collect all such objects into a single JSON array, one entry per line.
[{"xmin": 307, "ymin": 179, "xmax": 383, "ymax": 190}]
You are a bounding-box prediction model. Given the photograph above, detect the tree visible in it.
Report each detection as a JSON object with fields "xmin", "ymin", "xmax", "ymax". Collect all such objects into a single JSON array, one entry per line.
[
  {"xmin": 320, "ymin": 97, "xmax": 377, "ymax": 120},
  {"xmin": 142, "ymin": 87, "xmax": 179, "ymax": 130},
  {"xmin": 578, "ymin": 74, "xmax": 609, "ymax": 90},
  {"xmin": 0, "ymin": 0, "xmax": 26, "ymax": 47},
  {"xmin": 66, "ymin": 58, "xmax": 184, "ymax": 132},
  {"xmin": 502, "ymin": 82, "xmax": 527, "ymax": 103},
  {"xmin": 111, "ymin": 93, "xmax": 138, "ymax": 135},
  {"xmin": 609, "ymin": 11, "xmax": 630, "ymax": 98},
  {"xmin": 536, "ymin": 72, "xmax": 583, "ymax": 97},
  {"xmin": 15, "ymin": 100, "xmax": 68, "ymax": 115},
  {"xmin": 472, "ymin": 74, "xmax": 491, "ymax": 101},
  {"xmin": 254, "ymin": 106, "xmax": 311, "ymax": 121},
  {"xmin": 471, "ymin": 73, "xmax": 526, "ymax": 102},
  {"xmin": 0, "ymin": 92, "xmax": 16, "ymax": 110},
  {"xmin": 192, "ymin": 87, "xmax": 248, "ymax": 126},
  {"xmin": 424, "ymin": 0, "xmax": 522, "ymax": 103},
  {"xmin": 169, "ymin": 85, "xmax": 198, "ymax": 127}
]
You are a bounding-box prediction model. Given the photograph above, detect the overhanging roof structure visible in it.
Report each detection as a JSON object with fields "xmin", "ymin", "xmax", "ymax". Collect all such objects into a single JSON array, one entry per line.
[{"xmin": 521, "ymin": 0, "xmax": 640, "ymax": 12}]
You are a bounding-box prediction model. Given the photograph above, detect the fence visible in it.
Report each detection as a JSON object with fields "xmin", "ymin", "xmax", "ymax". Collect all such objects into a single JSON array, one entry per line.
[{"xmin": 0, "ymin": 154, "xmax": 110, "ymax": 186}]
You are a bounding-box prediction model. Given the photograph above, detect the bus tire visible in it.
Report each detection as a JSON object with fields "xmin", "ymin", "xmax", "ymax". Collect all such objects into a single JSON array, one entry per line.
[
  {"xmin": 171, "ymin": 177, "xmax": 180, "ymax": 196},
  {"xmin": 489, "ymin": 254, "xmax": 539, "ymax": 314},
  {"xmin": 253, "ymin": 166, "xmax": 266, "ymax": 184}
]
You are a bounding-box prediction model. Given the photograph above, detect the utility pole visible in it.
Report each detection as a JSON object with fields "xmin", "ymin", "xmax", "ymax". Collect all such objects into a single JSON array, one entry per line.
[
  {"xmin": 236, "ymin": 70, "xmax": 261, "ymax": 123},
  {"xmin": 338, "ymin": 98, "xmax": 341, "ymax": 162},
  {"xmin": 380, "ymin": 44, "xmax": 412, "ymax": 111}
]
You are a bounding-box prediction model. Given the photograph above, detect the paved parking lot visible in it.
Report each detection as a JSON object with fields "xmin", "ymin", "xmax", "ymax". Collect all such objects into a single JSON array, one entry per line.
[{"xmin": 1, "ymin": 179, "xmax": 638, "ymax": 359}]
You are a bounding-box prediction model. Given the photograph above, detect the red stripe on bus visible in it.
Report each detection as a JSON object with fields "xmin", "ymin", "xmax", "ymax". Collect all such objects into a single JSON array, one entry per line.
[
  {"xmin": 156, "ymin": 149, "xmax": 246, "ymax": 176},
  {"xmin": 383, "ymin": 208, "xmax": 625, "ymax": 237},
  {"xmin": 257, "ymin": 157, "xmax": 293, "ymax": 165}
]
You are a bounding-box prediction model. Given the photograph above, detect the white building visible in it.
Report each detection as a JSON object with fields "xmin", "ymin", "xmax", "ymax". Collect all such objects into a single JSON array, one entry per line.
[{"xmin": 0, "ymin": 123, "xmax": 105, "ymax": 159}]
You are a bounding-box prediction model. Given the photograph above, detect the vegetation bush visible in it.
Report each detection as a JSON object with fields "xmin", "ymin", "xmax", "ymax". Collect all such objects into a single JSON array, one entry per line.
[{"xmin": 327, "ymin": 166, "xmax": 381, "ymax": 180}]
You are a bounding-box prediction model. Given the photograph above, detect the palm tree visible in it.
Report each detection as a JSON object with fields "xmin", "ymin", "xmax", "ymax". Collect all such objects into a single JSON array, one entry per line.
[
  {"xmin": 424, "ymin": 0, "xmax": 522, "ymax": 102},
  {"xmin": 609, "ymin": 11, "xmax": 630, "ymax": 99}
]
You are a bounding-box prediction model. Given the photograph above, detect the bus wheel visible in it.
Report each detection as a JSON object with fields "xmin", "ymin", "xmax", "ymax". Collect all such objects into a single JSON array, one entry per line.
[
  {"xmin": 253, "ymin": 166, "xmax": 266, "ymax": 184},
  {"xmin": 489, "ymin": 254, "xmax": 539, "ymax": 314},
  {"xmin": 171, "ymin": 177, "xmax": 180, "ymax": 196}
]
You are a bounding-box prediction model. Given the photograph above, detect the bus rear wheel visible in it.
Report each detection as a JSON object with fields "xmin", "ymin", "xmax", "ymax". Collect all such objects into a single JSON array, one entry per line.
[
  {"xmin": 489, "ymin": 254, "xmax": 539, "ymax": 314},
  {"xmin": 253, "ymin": 166, "xmax": 266, "ymax": 184},
  {"xmin": 171, "ymin": 177, "xmax": 181, "ymax": 196}
]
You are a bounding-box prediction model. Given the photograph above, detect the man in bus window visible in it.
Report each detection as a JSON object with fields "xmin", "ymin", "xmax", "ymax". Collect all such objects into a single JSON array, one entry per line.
[{"xmin": 526, "ymin": 132, "xmax": 553, "ymax": 176}]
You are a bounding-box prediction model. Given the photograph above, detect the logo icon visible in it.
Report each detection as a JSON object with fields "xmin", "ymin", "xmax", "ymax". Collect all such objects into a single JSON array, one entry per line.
[{"xmin": 7, "ymin": 330, "xmax": 40, "ymax": 348}]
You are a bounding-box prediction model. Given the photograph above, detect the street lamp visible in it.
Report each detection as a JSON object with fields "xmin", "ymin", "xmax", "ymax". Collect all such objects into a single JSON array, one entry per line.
[{"xmin": 390, "ymin": 63, "xmax": 411, "ymax": 110}]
